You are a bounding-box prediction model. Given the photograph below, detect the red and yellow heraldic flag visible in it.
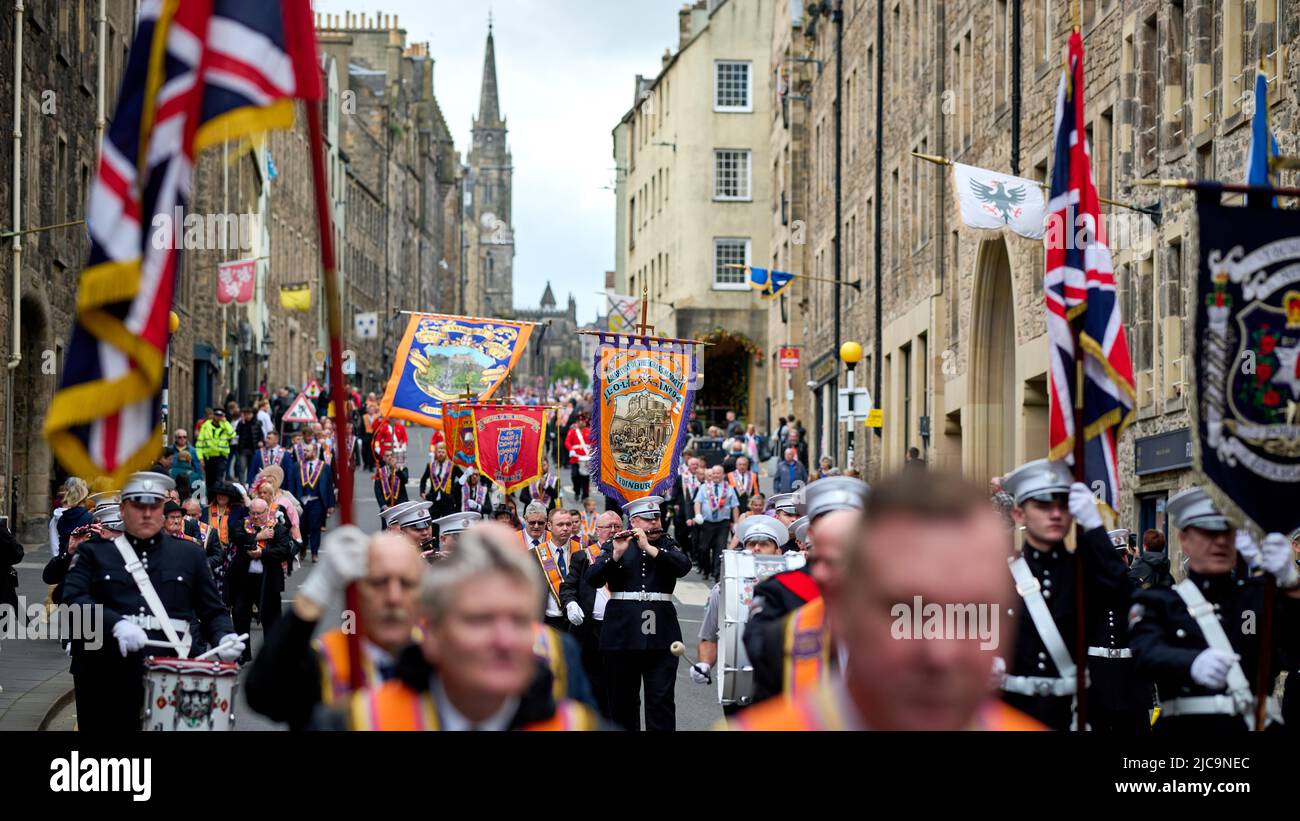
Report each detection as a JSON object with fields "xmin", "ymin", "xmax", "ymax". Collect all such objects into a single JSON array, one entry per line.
[
  {"xmin": 470, "ymin": 405, "xmax": 548, "ymax": 494},
  {"xmin": 590, "ymin": 338, "xmax": 697, "ymax": 505}
]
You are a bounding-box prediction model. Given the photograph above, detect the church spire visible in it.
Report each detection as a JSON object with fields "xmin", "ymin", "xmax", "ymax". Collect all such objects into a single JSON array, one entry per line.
[{"xmin": 476, "ymin": 21, "xmax": 503, "ymax": 129}]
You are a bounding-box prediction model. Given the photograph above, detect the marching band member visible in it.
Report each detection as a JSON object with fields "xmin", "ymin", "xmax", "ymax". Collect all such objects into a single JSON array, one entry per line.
[
  {"xmin": 328, "ymin": 525, "xmax": 602, "ymax": 731},
  {"xmin": 786, "ymin": 516, "xmax": 810, "ymax": 553},
  {"xmin": 419, "ymin": 441, "xmax": 461, "ymax": 519},
  {"xmin": 731, "ymin": 471, "xmax": 1043, "ymax": 730},
  {"xmin": 387, "ymin": 501, "xmax": 437, "ymax": 555},
  {"xmin": 996, "ymin": 459, "xmax": 1133, "ymax": 731},
  {"xmin": 1130, "ymin": 489, "xmax": 1300, "ymax": 733},
  {"xmin": 429, "ymin": 512, "xmax": 481, "ymax": 561},
  {"xmin": 373, "ymin": 448, "xmax": 409, "ymax": 511},
  {"xmin": 246, "ymin": 528, "xmax": 425, "ymax": 730},
  {"xmin": 693, "ymin": 515, "xmax": 787, "ymax": 716},
  {"xmin": 586, "ymin": 495, "xmax": 691, "ymax": 731},
  {"xmin": 62, "ymin": 472, "xmax": 240, "ymax": 731},
  {"xmin": 766, "ymin": 492, "xmax": 802, "ymax": 551},
  {"xmin": 371, "ymin": 414, "xmax": 409, "ymax": 468},
  {"xmin": 744, "ymin": 476, "xmax": 868, "ymax": 705}
]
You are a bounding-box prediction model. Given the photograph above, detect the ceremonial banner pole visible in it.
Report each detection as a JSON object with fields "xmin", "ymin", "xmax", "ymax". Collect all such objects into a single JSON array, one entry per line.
[
  {"xmin": 306, "ymin": 95, "xmax": 363, "ymax": 689},
  {"xmin": 1068, "ymin": 1, "xmax": 1088, "ymax": 731}
]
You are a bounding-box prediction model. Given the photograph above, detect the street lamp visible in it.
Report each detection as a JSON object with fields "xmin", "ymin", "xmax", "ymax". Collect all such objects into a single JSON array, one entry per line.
[
  {"xmin": 839, "ymin": 341, "xmax": 863, "ymax": 472},
  {"xmin": 163, "ymin": 311, "xmax": 180, "ymax": 439}
]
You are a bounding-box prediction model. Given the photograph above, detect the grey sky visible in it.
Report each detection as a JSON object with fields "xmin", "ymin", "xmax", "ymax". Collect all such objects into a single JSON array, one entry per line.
[{"xmin": 313, "ymin": 0, "xmax": 687, "ymax": 325}]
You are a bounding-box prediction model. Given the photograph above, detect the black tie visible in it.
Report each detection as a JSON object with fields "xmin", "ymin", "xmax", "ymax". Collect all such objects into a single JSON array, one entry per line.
[{"xmin": 556, "ymin": 548, "xmax": 567, "ymax": 577}]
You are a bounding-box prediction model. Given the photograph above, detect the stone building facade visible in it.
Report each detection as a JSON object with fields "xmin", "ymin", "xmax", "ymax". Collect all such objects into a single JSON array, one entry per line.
[
  {"xmin": 612, "ymin": 0, "xmax": 775, "ymax": 427},
  {"xmin": 790, "ymin": 0, "xmax": 1297, "ymax": 562},
  {"xmin": 0, "ymin": 0, "xmax": 137, "ymax": 537}
]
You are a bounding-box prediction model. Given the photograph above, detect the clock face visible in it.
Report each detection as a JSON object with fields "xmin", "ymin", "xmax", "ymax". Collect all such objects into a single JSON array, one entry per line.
[{"xmin": 480, "ymin": 212, "xmax": 497, "ymax": 229}]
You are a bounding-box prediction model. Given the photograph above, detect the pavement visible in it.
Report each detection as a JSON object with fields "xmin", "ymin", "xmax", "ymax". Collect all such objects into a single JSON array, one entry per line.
[{"xmin": 4, "ymin": 425, "xmax": 774, "ymax": 731}]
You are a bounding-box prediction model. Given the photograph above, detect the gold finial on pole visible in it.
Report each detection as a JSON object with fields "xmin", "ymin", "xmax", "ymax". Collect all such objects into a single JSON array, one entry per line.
[{"xmin": 634, "ymin": 280, "xmax": 655, "ymax": 337}]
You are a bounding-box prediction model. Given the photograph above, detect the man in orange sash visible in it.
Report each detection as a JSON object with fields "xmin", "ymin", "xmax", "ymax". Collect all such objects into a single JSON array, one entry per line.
[
  {"xmin": 732, "ymin": 471, "xmax": 1041, "ymax": 731},
  {"xmin": 331, "ymin": 523, "xmax": 602, "ymax": 730},
  {"xmin": 245, "ymin": 529, "xmax": 424, "ymax": 730}
]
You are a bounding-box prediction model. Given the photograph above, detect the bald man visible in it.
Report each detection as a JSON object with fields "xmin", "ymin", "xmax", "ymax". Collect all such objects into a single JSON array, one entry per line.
[
  {"xmin": 732, "ymin": 471, "xmax": 1042, "ymax": 730},
  {"xmin": 246, "ymin": 528, "xmax": 426, "ymax": 730}
]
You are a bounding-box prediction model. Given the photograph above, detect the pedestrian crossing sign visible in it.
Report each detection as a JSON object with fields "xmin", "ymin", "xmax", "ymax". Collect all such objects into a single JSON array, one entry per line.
[{"xmin": 283, "ymin": 393, "xmax": 318, "ymax": 424}]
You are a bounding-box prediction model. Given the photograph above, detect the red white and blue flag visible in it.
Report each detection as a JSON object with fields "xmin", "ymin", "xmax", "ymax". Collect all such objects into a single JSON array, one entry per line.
[
  {"xmin": 45, "ymin": 0, "xmax": 321, "ymax": 484},
  {"xmin": 1044, "ymin": 31, "xmax": 1136, "ymax": 514}
]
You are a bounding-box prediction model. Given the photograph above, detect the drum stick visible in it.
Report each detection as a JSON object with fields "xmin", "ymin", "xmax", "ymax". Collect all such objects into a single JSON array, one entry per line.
[
  {"xmin": 669, "ymin": 641, "xmax": 712, "ymax": 684},
  {"xmin": 194, "ymin": 633, "xmax": 251, "ymax": 661}
]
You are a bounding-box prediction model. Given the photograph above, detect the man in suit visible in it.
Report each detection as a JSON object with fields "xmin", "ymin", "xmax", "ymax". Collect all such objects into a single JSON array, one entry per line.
[
  {"xmin": 286, "ymin": 442, "xmax": 335, "ymax": 563},
  {"xmin": 561, "ymin": 509, "xmax": 620, "ymax": 719},
  {"xmin": 227, "ymin": 497, "xmax": 295, "ymax": 663},
  {"xmin": 670, "ymin": 456, "xmax": 702, "ymax": 570},
  {"xmin": 585, "ymin": 495, "xmax": 692, "ymax": 731},
  {"xmin": 247, "ymin": 430, "xmax": 292, "ymax": 486}
]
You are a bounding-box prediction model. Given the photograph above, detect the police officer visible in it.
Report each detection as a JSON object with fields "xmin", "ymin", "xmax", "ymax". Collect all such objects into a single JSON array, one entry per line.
[
  {"xmin": 997, "ymin": 459, "xmax": 1133, "ymax": 731},
  {"xmin": 62, "ymin": 472, "xmax": 240, "ymax": 731},
  {"xmin": 1129, "ymin": 488, "xmax": 1300, "ymax": 733},
  {"xmin": 585, "ymin": 494, "xmax": 691, "ymax": 730},
  {"xmin": 429, "ymin": 511, "xmax": 480, "ymax": 561},
  {"xmin": 743, "ymin": 476, "xmax": 868, "ymax": 705}
]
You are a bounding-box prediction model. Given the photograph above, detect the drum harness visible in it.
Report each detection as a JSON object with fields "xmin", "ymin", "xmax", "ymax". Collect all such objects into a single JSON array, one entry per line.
[{"xmin": 112, "ymin": 535, "xmax": 193, "ymax": 658}]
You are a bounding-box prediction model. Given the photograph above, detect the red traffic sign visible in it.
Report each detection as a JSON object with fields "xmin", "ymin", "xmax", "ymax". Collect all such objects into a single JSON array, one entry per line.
[{"xmin": 778, "ymin": 347, "xmax": 801, "ymax": 369}]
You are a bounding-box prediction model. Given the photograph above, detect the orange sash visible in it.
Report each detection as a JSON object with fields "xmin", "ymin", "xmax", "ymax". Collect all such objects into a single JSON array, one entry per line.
[
  {"xmin": 530, "ymin": 538, "xmax": 568, "ymax": 608},
  {"xmin": 315, "ymin": 629, "xmax": 381, "ymax": 705},
  {"xmin": 532, "ymin": 623, "xmax": 567, "ymax": 702},
  {"xmin": 726, "ymin": 684, "xmax": 1045, "ymax": 731},
  {"xmin": 782, "ymin": 597, "xmax": 830, "ymax": 696},
  {"xmin": 347, "ymin": 677, "xmax": 598, "ymax": 731}
]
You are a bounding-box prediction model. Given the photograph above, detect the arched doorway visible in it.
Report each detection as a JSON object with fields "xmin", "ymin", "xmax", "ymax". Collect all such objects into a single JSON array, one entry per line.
[
  {"xmin": 696, "ymin": 330, "xmax": 757, "ymax": 427},
  {"xmin": 969, "ymin": 238, "xmax": 1017, "ymax": 481},
  {"xmin": 10, "ymin": 295, "xmax": 54, "ymax": 537}
]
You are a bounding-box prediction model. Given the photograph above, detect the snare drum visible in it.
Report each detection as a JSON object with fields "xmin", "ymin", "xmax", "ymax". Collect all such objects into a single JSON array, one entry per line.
[
  {"xmin": 717, "ymin": 550, "xmax": 806, "ymax": 706},
  {"xmin": 142, "ymin": 657, "xmax": 240, "ymax": 731}
]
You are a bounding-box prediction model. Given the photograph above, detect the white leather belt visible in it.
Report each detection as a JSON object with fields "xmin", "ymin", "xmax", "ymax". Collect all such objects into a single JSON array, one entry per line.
[
  {"xmin": 1087, "ymin": 646, "xmax": 1133, "ymax": 659},
  {"xmin": 1159, "ymin": 695, "xmax": 1246, "ymax": 717},
  {"xmin": 123, "ymin": 614, "xmax": 191, "ymax": 633},
  {"xmin": 610, "ymin": 592, "xmax": 673, "ymax": 602},
  {"xmin": 1002, "ymin": 675, "xmax": 1077, "ymax": 697}
]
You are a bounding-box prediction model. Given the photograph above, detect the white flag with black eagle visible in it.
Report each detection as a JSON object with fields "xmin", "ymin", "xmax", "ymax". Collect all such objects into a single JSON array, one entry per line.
[{"xmin": 951, "ymin": 162, "xmax": 1046, "ymax": 240}]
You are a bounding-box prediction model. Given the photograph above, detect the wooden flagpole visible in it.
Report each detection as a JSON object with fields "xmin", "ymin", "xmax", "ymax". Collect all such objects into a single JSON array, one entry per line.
[{"xmin": 305, "ymin": 95, "xmax": 363, "ymax": 689}]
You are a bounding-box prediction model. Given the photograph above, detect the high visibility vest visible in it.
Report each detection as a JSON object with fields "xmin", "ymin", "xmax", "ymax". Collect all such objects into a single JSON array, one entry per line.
[
  {"xmin": 725, "ymin": 685, "xmax": 1046, "ymax": 731},
  {"xmin": 346, "ymin": 679, "xmax": 599, "ymax": 731},
  {"xmin": 782, "ymin": 597, "xmax": 831, "ymax": 696}
]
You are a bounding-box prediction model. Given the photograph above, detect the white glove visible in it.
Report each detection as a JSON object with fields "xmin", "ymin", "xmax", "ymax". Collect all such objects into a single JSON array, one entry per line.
[
  {"xmin": 689, "ymin": 662, "xmax": 712, "ymax": 684},
  {"xmin": 214, "ymin": 633, "xmax": 247, "ymax": 662},
  {"xmin": 693, "ymin": 514, "xmax": 704, "ymax": 525},
  {"xmin": 1067, "ymin": 482, "xmax": 1102, "ymax": 531},
  {"xmin": 989, "ymin": 655, "xmax": 1007, "ymax": 689},
  {"xmin": 565, "ymin": 601, "xmax": 585, "ymax": 627},
  {"xmin": 112, "ymin": 620, "xmax": 148, "ymax": 657},
  {"xmin": 1259, "ymin": 532, "xmax": 1299, "ymax": 588},
  {"xmin": 1235, "ymin": 530, "xmax": 1261, "ymax": 568},
  {"xmin": 298, "ymin": 524, "xmax": 369, "ymax": 607},
  {"xmin": 1189, "ymin": 648, "xmax": 1239, "ymax": 690}
]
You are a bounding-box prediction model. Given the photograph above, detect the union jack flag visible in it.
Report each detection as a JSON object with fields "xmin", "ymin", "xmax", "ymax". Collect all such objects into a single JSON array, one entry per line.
[
  {"xmin": 45, "ymin": 0, "xmax": 321, "ymax": 484},
  {"xmin": 1044, "ymin": 31, "xmax": 1136, "ymax": 514}
]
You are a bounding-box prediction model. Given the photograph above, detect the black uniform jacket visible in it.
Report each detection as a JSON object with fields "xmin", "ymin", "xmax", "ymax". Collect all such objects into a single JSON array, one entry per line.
[
  {"xmin": 1130, "ymin": 569, "xmax": 1300, "ymax": 705},
  {"xmin": 585, "ymin": 532, "xmax": 691, "ymax": 651},
  {"xmin": 62, "ymin": 531, "xmax": 234, "ymax": 676}
]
